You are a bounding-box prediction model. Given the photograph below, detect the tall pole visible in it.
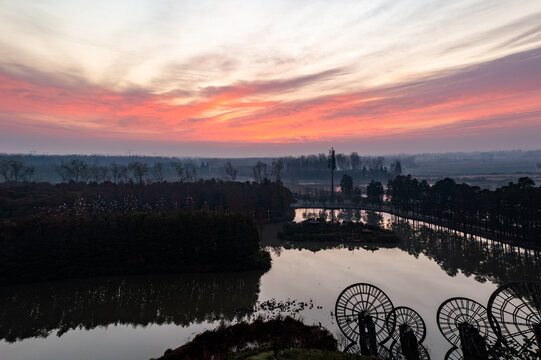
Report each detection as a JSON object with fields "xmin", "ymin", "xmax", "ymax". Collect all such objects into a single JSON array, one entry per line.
[{"xmin": 328, "ymin": 147, "xmax": 336, "ymax": 203}]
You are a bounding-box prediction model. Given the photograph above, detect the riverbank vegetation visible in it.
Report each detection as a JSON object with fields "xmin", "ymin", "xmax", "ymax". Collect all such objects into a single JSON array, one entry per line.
[
  {"xmin": 0, "ymin": 211, "xmax": 270, "ymax": 285},
  {"xmin": 294, "ymin": 175, "xmax": 540, "ymax": 245},
  {"xmin": 278, "ymin": 220, "xmax": 399, "ymax": 243},
  {"xmin": 155, "ymin": 317, "xmax": 340, "ymax": 360},
  {"xmin": 386, "ymin": 175, "xmax": 540, "ymax": 244}
]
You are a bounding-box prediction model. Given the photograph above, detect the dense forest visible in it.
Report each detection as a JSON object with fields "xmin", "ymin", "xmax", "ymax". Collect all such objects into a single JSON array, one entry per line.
[
  {"xmin": 0, "ymin": 212, "xmax": 270, "ymax": 285},
  {"xmin": 0, "ymin": 180, "xmax": 293, "ymax": 221},
  {"xmin": 386, "ymin": 175, "xmax": 540, "ymax": 243}
]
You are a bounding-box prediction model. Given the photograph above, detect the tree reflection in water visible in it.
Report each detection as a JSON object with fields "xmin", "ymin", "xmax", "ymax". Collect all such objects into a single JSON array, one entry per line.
[
  {"xmin": 286, "ymin": 216, "xmax": 540, "ymax": 285},
  {"xmin": 0, "ymin": 270, "xmax": 265, "ymax": 342},
  {"xmin": 393, "ymin": 221, "xmax": 541, "ymax": 285}
]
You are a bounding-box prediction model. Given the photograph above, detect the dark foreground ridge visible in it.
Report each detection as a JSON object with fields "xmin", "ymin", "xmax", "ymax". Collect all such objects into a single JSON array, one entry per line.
[
  {"xmin": 0, "ymin": 211, "xmax": 270, "ymax": 285},
  {"xmin": 154, "ymin": 317, "xmax": 347, "ymax": 360}
]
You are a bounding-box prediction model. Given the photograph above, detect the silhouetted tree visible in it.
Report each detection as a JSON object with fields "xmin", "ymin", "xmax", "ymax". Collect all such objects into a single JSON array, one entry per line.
[
  {"xmin": 350, "ymin": 152, "xmax": 361, "ymax": 170},
  {"xmin": 366, "ymin": 180, "xmax": 384, "ymax": 204},
  {"xmin": 0, "ymin": 159, "xmax": 34, "ymax": 182},
  {"xmin": 57, "ymin": 159, "xmax": 88, "ymax": 182},
  {"xmin": 128, "ymin": 162, "xmax": 149, "ymax": 184},
  {"xmin": 335, "ymin": 153, "xmax": 348, "ymax": 170},
  {"xmin": 184, "ymin": 163, "xmax": 197, "ymax": 182},
  {"xmin": 88, "ymin": 165, "xmax": 109, "ymax": 183},
  {"xmin": 172, "ymin": 162, "xmax": 185, "ymax": 182},
  {"xmin": 386, "ymin": 175, "xmax": 540, "ymax": 242},
  {"xmin": 151, "ymin": 162, "xmax": 165, "ymax": 182},
  {"xmin": 109, "ymin": 163, "xmax": 128, "ymax": 184},
  {"xmin": 340, "ymin": 174, "xmax": 353, "ymax": 198},
  {"xmin": 224, "ymin": 161, "xmax": 237, "ymax": 181},
  {"xmin": 390, "ymin": 160, "xmax": 402, "ymax": 177},
  {"xmin": 252, "ymin": 161, "xmax": 268, "ymax": 183},
  {"xmin": 271, "ymin": 159, "xmax": 284, "ymax": 184}
]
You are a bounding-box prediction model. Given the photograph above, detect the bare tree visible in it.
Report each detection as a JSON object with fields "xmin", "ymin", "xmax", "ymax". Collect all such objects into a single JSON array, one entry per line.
[
  {"xmin": 185, "ymin": 163, "xmax": 197, "ymax": 182},
  {"xmin": 69, "ymin": 159, "xmax": 88, "ymax": 182},
  {"xmin": 350, "ymin": 152, "xmax": 361, "ymax": 170},
  {"xmin": 128, "ymin": 161, "xmax": 149, "ymax": 184},
  {"xmin": 0, "ymin": 159, "xmax": 35, "ymax": 182},
  {"xmin": 8, "ymin": 160, "xmax": 24, "ymax": 181},
  {"xmin": 252, "ymin": 161, "xmax": 268, "ymax": 182},
  {"xmin": 88, "ymin": 165, "xmax": 109, "ymax": 183},
  {"xmin": 109, "ymin": 163, "xmax": 129, "ymax": 183},
  {"xmin": 335, "ymin": 153, "xmax": 348, "ymax": 170},
  {"xmin": 56, "ymin": 163, "xmax": 70, "ymax": 182},
  {"xmin": 271, "ymin": 159, "xmax": 284, "ymax": 184},
  {"xmin": 172, "ymin": 162, "xmax": 185, "ymax": 182},
  {"xmin": 151, "ymin": 162, "xmax": 165, "ymax": 182},
  {"xmin": 0, "ymin": 160, "xmax": 9, "ymax": 181},
  {"xmin": 22, "ymin": 164, "xmax": 35, "ymax": 182},
  {"xmin": 56, "ymin": 159, "xmax": 88, "ymax": 182},
  {"xmin": 390, "ymin": 160, "xmax": 402, "ymax": 177},
  {"xmin": 224, "ymin": 161, "xmax": 237, "ymax": 181}
]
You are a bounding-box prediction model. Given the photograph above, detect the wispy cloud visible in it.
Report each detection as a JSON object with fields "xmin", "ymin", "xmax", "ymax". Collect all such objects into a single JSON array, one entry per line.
[
  {"xmin": 1, "ymin": 47, "xmax": 540, "ymax": 149},
  {"xmin": 1, "ymin": 0, "xmax": 541, "ymax": 154}
]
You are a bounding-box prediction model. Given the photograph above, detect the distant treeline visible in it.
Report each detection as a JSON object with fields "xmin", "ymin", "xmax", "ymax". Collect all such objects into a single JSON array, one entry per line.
[
  {"xmin": 386, "ymin": 175, "xmax": 541, "ymax": 243},
  {"xmin": 280, "ymin": 152, "xmax": 403, "ymax": 182},
  {"xmin": 0, "ymin": 180, "xmax": 293, "ymax": 220},
  {"xmin": 0, "ymin": 153, "xmax": 410, "ymax": 184},
  {"xmin": 0, "ymin": 212, "xmax": 270, "ymax": 285}
]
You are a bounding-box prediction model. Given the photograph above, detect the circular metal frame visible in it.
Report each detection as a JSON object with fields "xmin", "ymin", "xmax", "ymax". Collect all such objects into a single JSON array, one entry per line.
[
  {"xmin": 487, "ymin": 281, "xmax": 541, "ymax": 356},
  {"xmin": 335, "ymin": 283, "xmax": 395, "ymax": 345},
  {"xmin": 444, "ymin": 347, "xmax": 463, "ymax": 360},
  {"xmin": 344, "ymin": 342, "xmax": 390, "ymax": 359},
  {"xmin": 390, "ymin": 340, "xmax": 430, "ymax": 360},
  {"xmin": 437, "ymin": 297, "xmax": 500, "ymax": 348},
  {"xmin": 387, "ymin": 306, "xmax": 427, "ymax": 343}
]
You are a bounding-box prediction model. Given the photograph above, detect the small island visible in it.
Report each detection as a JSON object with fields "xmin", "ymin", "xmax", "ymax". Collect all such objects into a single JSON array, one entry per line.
[
  {"xmin": 278, "ymin": 219, "xmax": 399, "ymax": 243},
  {"xmin": 155, "ymin": 317, "xmax": 367, "ymax": 360}
]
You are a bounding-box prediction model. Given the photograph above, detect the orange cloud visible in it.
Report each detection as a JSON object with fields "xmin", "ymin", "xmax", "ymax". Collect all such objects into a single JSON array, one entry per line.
[{"xmin": 1, "ymin": 48, "xmax": 541, "ymax": 148}]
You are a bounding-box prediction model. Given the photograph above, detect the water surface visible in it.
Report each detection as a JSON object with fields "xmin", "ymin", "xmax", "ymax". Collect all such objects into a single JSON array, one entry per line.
[{"xmin": 1, "ymin": 210, "xmax": 539, "ymax": 359}]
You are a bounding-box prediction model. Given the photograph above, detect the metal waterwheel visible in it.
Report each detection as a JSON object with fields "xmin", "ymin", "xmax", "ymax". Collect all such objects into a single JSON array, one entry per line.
[
  {"xmin": 390, "ymin": 340, "xmax": 430, "ymax": 360},
  {"xmin": 335, "ymin": 283, "xmax": 395, "ymax": 345},
  {"xmin": 443, "ymin": 347, "xmax": 463, "ymax": 360},
  {"xmin": 437, "ymin": 297, "xmax": 501, "ymax": 349},
  {"xmin": 387, "ymin": 306, "xmax": 427, "ymax": 343},
  {"xmin": 487, "ymin": 281, "xmax": 541, "ymax": 357},
  {"xmin": 344, "ymin": 342, "xmax": 391, "ymax": 359}
]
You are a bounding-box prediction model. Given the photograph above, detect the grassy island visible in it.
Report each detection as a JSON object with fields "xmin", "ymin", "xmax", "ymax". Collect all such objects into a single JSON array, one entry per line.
[
  {"xmin": 155, "ymin": 317, "xmax": 368, "ymax": 360},
  {"xmin": 241, "ymin": 348, "xmax": 366, "ymax": 360},
  {"xmin": 0, "ymin": 211, "xmax": 270, "ymax": 285},
  {"xmin": 278, "ymin": 220, "xmax": 399, "ymax": 243}
]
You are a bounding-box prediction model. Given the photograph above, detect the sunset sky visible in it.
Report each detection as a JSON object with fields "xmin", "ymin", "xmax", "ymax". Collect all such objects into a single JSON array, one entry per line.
[{"xmin": 1, "ymin": 0, "xmax": 541, "ymax": 156}]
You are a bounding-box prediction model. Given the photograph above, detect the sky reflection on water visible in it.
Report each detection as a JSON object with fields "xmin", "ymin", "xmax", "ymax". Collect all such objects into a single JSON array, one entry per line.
[{"xmin": 0, "ymin": 210, "xmax": 539, "ymax": 360}]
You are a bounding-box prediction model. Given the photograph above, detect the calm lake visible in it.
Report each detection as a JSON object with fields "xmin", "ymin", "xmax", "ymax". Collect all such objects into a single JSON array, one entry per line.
[{"xmin": 1, "ymin": 209, "xmax": 539, "ymax": 359}]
